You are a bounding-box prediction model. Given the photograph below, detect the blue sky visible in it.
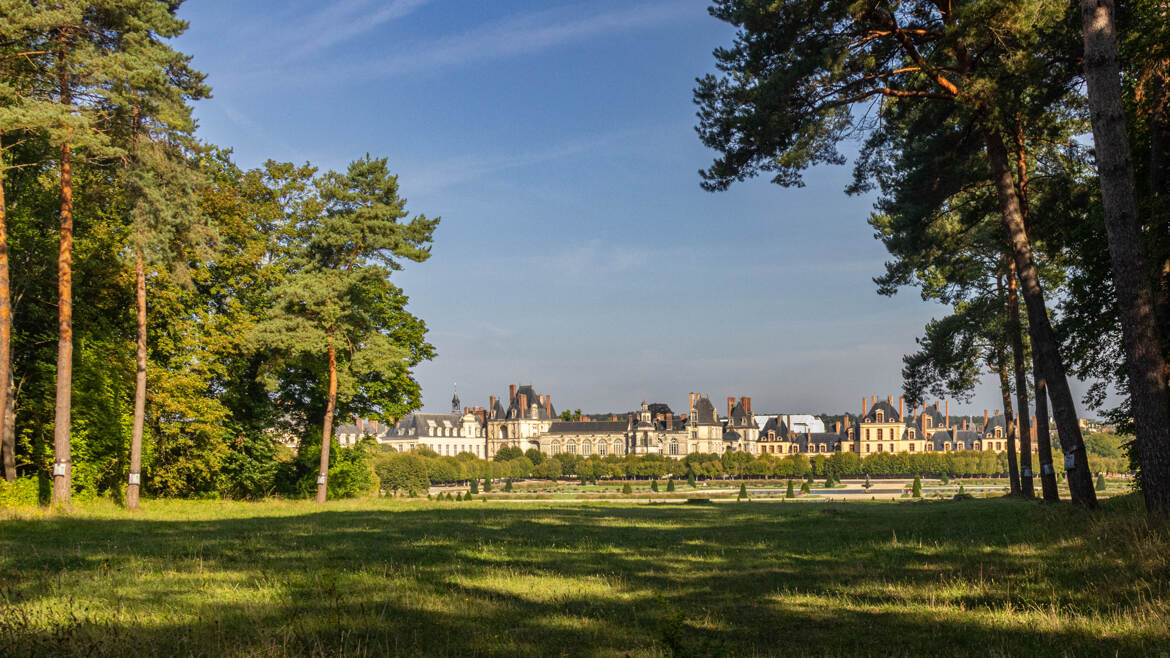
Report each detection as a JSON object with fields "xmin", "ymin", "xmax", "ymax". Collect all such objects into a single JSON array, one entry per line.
[{"xmin": 174, "ymin": 0, "xmax": 1084, "ymax": 417}]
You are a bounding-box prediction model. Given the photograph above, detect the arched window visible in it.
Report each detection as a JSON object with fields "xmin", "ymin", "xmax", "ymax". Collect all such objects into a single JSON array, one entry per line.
[
  {"xmin": 818, "ymin": 444, "xmax": 826, "ymax": 453},
  {"xmin": 926, "ymin": 416, "xmax": 933, "ymax": 428},
  {"xmin": 974, "ymin": 441, "xmax": 981, "ymax": 450},
  {"xmin": 944, "ymin": 442, "xmax": 951, "ymax": 451},
  {"xmin": 889, "ymin": 443, "xmax": 894, "ymax": 452},
  {"xmin": 566, "ymin": 441, "xmax": 577, "ymax": 455},
  {"xmin": 669, "ymin": 439, "xmax": 680, "ymax": 456},
  {"xmin": 875, "ymin": 410, "xmax": 884, "ymax": 422},
  {"xmin": 551, "ymin": 440, "xmax": 562, "ymax": 454},
  {"xmin": 598, "ymin": 442, "xmax": 607, "ymax": 456},
  {"xmin": 581, "ymin": 439, "xmax": 593, "ymax": 455},
  {"xmin": 994, "ymin": 427, "xmax": 1003, "ymax": 438},
  {"xmin": 909, "ymin": 429, "xmax": 915, "ymax": 439},
  {"xmin": 613, "ymin": 439, "xmax": 624, "ymax": 456}
]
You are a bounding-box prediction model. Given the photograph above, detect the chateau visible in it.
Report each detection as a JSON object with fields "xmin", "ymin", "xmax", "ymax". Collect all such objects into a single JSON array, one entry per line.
[{"xmin": 336, "ymin": 385, "xmax": 1041, "ymax": 460}]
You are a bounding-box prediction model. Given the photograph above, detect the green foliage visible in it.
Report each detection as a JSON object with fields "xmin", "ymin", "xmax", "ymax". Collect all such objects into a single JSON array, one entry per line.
[
  {"xmin": 534, "ymin": 458, "xmax": 562, "ymax": 481},
  {"xmin": 373, "ymin": 452, "xmax": 428, "ymax": 496},
  {"xmin": 687, "ymin": 471, "xmax": 696, "ymax": 487},
  {"xmin": 524, "ymin": 448, "xmax": 545, "ymax": 465},
  {"xmin": 621, "ymin": 482, "xmax": 633, "ymax": 495},
  {"xmin": 1096, "ymin": 474, "xmax": 1107, "ymax": 492},
  {"xmin": 482, "ymin": 477, "xmax": 491, "ymax": 492},
  {"xmin": 651, "ymin": 479, "xmax": 660, "ymax": 492},
  {"xmin": 504, "ymin": 479, "xmax": 513, "ymax": 493},
  {"xmin": 799, "ymin": 481, "xmax": 811, "ymax": 495},
  {"xmin": 494, "ymin": 446, "xmax": 523, "ymax": 462},
  {"xmin": 469, "ymin": 478, "xmax": 478, "ymax": 494},
  {"xmin": 912, "ymin": 474, "xmax": 923, "ymax": 498},
  {"xmin": 738, "ymin": 483, "xmax": 747, "ymax": 500},
  {"xmin": 666, "ymin": 478, "xmax": 676, "ymax": 492},
  {"xmin": 785, "ymin": 480, "xmax": 795, "ymax": 499}
]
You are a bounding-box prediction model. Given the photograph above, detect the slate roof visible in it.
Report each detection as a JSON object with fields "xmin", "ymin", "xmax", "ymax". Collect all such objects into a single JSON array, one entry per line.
[
  {"xmin": 929, "ymin": 428, "xmax": 983, "ymax": 450},
  {"xmin": 864, "ymin": 399, "xmax": 902, "ymax": 423},
  {"xmin": 984, "ymin": 413, "xmax": 1008, "ymax": 433},
  {"xmin": 545, "ymin": 421, "xmax": 628, "ymax": 435},
  {"xmin": 792, "ymin": 432, "xmax": 847, "ymax": 452},
  {"xmin": 691, "ymin": 396, "xmax": 719, "ymax": 425},
  {"xmin": 393, "ymin": 413, "xmax": 463, "ymax": 437},
  {"xmin": 723, "ymin": 429, "xmax": 741, "ymax": 442},
  {"xmin": 506, "ymin": 384, "xmax": 557, "ymax": 420},
  {"xmin": 729, "ymin": 400, "xmax": 752, "ymax": 426},
  {"xmin": 759, "ymin": 416, "xmax": 790, "ymax": 438}
]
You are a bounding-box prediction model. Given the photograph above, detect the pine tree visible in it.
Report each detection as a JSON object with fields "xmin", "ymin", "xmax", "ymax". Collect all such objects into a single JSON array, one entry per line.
[
  {"xmin": 622, "ymin": 482, "xmax": 632, "ymax": 495},
  {"xmin": 254, "ymin": 156, "xmax": 437, "ymax": 503},
  {"xmin": 1096, "ymin": 474, "xmax": 1107, "ymax": 492},
  {"xmin": 687, "ymin": 471, "xmax": 696, "ymax": 488},
  {"xmin": 912, "ymin": 474, "xmax": 923, "ymax": 498},
  {"xmin": 470, "ymin": 478, "xmax": 478, "ymax": 494},
  {"xmin": 666, "ymin": 478, "xmax": 676, "ymax": 492},
  {"xmin": 651, "ymin": 479, "xmax": 659, "ymax": 492},
  {"xmin": 738, "ymin": 482, "xmax": 747, "ymax": 500},
  {"xmin": 1079, "ymin": 0, "xmax": 1170, "ymax": 519},
  {"xmin": 482, "ymin": 477, "xmax": 491, "ymax": 493},
  {"xmin": 785, "ymin": 480, "xmax": 795, "ymax": 499}
]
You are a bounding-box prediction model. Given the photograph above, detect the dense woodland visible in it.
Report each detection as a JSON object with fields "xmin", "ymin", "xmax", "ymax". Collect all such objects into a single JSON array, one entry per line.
[
  {"xmin": 0, "ymin": 2, "xmax": 437, "ymax": 505},
  {"xmin": 695, "ymin": 0, "xmax": 1170, "ymax": 516},
  {"xmin": 0, "ymin": 2, "xmax": 1167, "ymax": 514}
]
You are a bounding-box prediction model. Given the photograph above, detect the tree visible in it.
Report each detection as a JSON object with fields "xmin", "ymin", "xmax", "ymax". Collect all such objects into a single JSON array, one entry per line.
[
  {"xmin": 1096, "ymin": 473, "xmax": 1107, "ymax": 492},
  {"xmin": 621, "ymin": 482, "xmax": 632, "ymax": 495},
  {"xmin": 1079, "ymin": 0, "xmax": 1170, "ymax": 519},
  {"xmin": 504, "ymin": 478, "xmax": 513, "ymax": 493},
  {"xmin": 912, "ymin": 474, "xmax": 922, "ymax": 498},
  {"xmin": 687, "ymin": 471, "xmax": 696, "ymax": 487},
  {"xmin": 525, "ymin": 448, "xmax": 545, "ymax": 465},
  {"xmin": 651, "ymin": 479, "xmax": 659, "ymax": 492},
  {"xmin": 738, "ymin": 482, "xmax": 747, "ymax": 500},
  {"xmin": 666, "ymin": 477, "xmax": 676, "ymax": 492},
  {"xmin": 785, "ymin": 480, "xmax": 795, "ymax": 499},
  {"xmin": 482, "ymin": 476, "xmax": 491, "ymax": 492},
  {"xmin": 254, "ymin": 156, "xmax": 437, "ymax": 503},
  {"xmin": 494, "ymin": 445, "xmax": 522, "ymax": 462},
  {"xmin": 469, "ymin": 478, "xmax": 478, "ymax": 494},
  {"xmin": 799, "ymin": 480, "xmax": 810, "ymax": 495},
  {"xmin": 695, "ymin": 0, "xmax": 1098, "ymax": 507}
]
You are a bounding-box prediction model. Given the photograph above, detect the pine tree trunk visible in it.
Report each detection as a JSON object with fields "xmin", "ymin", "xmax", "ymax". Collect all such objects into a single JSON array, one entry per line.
[
  {"xmin": 1080, "ymin": 0, "xmax": 1170, "ymax": 518},
  {"xmin": 0, "ymin": 133, "xmax": 13, "ymax": 483},
  {"xmin": 126, "ymin": 250, "xmax": 146, "ymax": 510},
  {"xmin": 996, "ymin": 274, "xmax": 1022, "ymax": 496},
  {"xmin": 1008, "ymin": 262, "xmax": 1035, "ymax": 498},
  {"xmin": 52, "ymin": 45, "xmax": 74, "ymax": 505},
  {"xmin": 317, "ymin": 331, "xmax": 338, "ymax": 504},
  {"xmin": 1032, "ymin": 350, "xmax": 1060, "ymax": 502},
  {"xmin": 983, "ymin": 126, "xmax": 1097, "ymax": 507}
]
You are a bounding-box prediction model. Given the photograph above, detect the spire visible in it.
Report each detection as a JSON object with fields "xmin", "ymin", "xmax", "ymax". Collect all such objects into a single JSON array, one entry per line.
[{"xmin": 451, "ymin": 382, "xmax": 460, "ymax": 414}]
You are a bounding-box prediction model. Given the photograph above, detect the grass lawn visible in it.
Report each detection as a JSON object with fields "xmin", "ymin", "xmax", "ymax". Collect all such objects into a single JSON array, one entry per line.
[{"xmin": 1, "ymin": 495, "xmax": 1167, "ymax": 656}]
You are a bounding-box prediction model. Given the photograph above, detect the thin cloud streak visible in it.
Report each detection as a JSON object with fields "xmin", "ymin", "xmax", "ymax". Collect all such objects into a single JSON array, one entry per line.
[{"xmin": 287, "ymin": 0, "xmax": 432, "ymax": 61}]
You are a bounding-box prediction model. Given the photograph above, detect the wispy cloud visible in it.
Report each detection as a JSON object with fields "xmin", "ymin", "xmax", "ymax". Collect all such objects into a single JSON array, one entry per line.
[{"xmin": 285, "ymin": 0, "xmax": 432, "ymax": 61}]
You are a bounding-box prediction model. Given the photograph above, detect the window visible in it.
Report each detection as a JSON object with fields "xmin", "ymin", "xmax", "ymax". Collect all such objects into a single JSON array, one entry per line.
[
  {"xmin": 865, "ymin": 429, "xmax": 871, "ymax": 440},
  {"xmin": 875, "ymin": 410, "xmax": 884, "ymax": 422},
  {"xmin": 818, "ymin": 444, "xmax": 826, "ymax": 453},
  {"xmin": 926, "ymin": 416, "xmax": 933, "ymax": 428},
  {"xmin": 909, "ymin": 429, "xmax": 915, "ymax": 439},
  {"xmin": 974, "ymin": 441, "xmax": 981, "ymax": 450},
  {"xmin": 877, "ymin": 444, "xmax": 883, "ymax": 452},
  {"xmin": 669, "ymin": 439, "xmax": 680, "ymax": 456},
  {"xmin": 909, "ymin": 443, "xmax": 915, "ymax": 452},
  {"xmin": 944, "ymin": 442, "xmax": 951, "ymax": 451},
  {"xmin": 599, "ymin": 443, "xmax": 607, "ymax": 456},
  {"xmin": 889, "ymin": 443, "xmax": 894, "ymax": 452},
  {"xmin": 582, "ymin": 439, "xmax": 592, "ymax": 455},
  {"xmin": 866, "ymin": 444, "xmax": 872, "ymax": 453},
  {"xmin": 878, "ymin": 428, "xmax": 884, "ymax": 441},
  {"xmin": 566, "ymin": 441, "xmax": 577, "ymax": 455},
  {"xmin": 995, "ymin": 427, "xmax": 1003, "ymax": 438},
  {"xmin": 551, "ymin": 440, "xmax": 562, "ymax": 454},
  {"xmin": 997, "ymin": 441, "xmax": 1003, "ymax": 451}
]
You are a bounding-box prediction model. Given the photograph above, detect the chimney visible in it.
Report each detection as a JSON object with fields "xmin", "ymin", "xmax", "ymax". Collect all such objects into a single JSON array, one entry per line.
[
  {"xmin": 743, "ymin": 397, "xmax": 752, "ymax": 415},
  {"xmin": 509, "ymin": 384, "xmax": 517, "ymax": 403},
  {"xmin": 834, "ymin": 421, "xmax": 841, "ymax": 433},
  {"xmin": 545, "ymin": 395, "xmax": 551, "ymax": 418},
  {"xmin": 994, "ymin": 409, "xmax": 1000, "ymax": 417},
  {"xmin": 727, "ymin": 397, "xmax": 735, "ymax": 418},
  {"xmin": 786, "ymin": 415, "xmax": 792, "ymax": 439},
  {"xmin": 862, "ymin": 396, "xmax": 868, "ymax": 416},
  {"xmin": 611, "ymin": 414, "xmax": 617, "ymax": 421},
  {"xmin": 490, "ymin": 395, "xmax": 496, "ymax": 411},
  {"xmin": 689, "ymin": 392, "xmax": 696, "ymax": 409},
  {"xmin": 888, "ymin": 395, "xmax": 894, "ymax": 406},
  {"xmin": 666, "ymin": 412, "xmax": 673, "ymax": 430},
  {"xmin": 899, "ymin": 397, "xmax": 904, "ymax": 420},
  {"xmin": 627, "ymin": 412, "xmax": 634, "ymax": 428},
  {"xmin": 963, "ymin": 418, "xmax": 968, "ymax": 430},
  {"xmin": 945, "ymin": 400, "xmax": 949, "ymax": 426},
  {"xmin": 1031, "ymin": 417, "xmax": 1037, "ymax": 440},
  {"xmin": 519, "ymin": 393, "xmax": 528, "ymax": 417},
  {"xmin": 984, "ymin": 409, "xmax": 989, "ymax": 429},
  {"xmin": 934, "ymin": 401, "xmax": 940, "ymax": 411}
]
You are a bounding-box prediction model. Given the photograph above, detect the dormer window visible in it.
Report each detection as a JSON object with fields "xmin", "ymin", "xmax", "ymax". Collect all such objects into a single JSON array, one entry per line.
[
  {"xmin": 875, "ymin": 410, "xmax": 884, "ymax": 422},
  {"xmin": 925, "ymin": 416, "xmax": 933, "ymax": 428},
  {"xmin": 994, "ymin": 427, "xmax": 1003, "ymax": 438}
]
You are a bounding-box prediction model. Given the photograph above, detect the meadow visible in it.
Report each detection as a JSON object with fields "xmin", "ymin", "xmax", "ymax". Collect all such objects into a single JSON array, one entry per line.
[{"xmin": 1, "ymin": 494, "xmax": 1167, "ymax": 657}]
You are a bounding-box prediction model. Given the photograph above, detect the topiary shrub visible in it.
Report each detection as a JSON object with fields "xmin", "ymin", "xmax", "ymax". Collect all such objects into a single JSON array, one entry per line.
[
  {"xmin": 799, "ymin": 481, "xmax": 810, "ymax": 495},
  {"xmin": 687, "ymin": 471, "xmax": 696, "ymax": 487},
  {"xmin": 912, "ymin": 474, "xmax": 922, "ymax": 498},
  {"xmin": 470, "ymin": 479, "xmax": 479, "ymax": 494},
  {"xmin": 482, "ymin": 477, "xmax": 492, "ymax": 492},
  {"xmin": 622, "ymin": 482, "xmax": 633, "ymax": 495},
  {"xmin": 505, "ymin": 478, "xmax": 514, "ymax": 492},
  {"xmin": 651, "ymin": 479, "xmax": 660, "ymax": 492},
  {"xmin": 1096, "ymin": 474, "xmax": 1107, "ymax": 491},
  {"xmin": 738, "ymin": 483, "xmax": 748, "ymax": 500},
  {"xmin": 666, "ymin": 478, "xmax": 676, "ymax": 492},
  {"xmin": 785, "ymin": 480, "xmax": 795, "ymax": 499}
]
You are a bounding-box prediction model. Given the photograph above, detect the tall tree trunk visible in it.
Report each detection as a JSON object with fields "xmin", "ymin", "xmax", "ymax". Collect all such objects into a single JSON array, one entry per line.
[
  {"xmin": 997, "ymin": 273, "xmax": 1022, "ymax": 495},
  {"xmin": 0, "ymin": 133, "xmax": 12, "ymax": 483},
  {"xmin": 1008, "ymin": 261, "xmax": 1035, "ymax": 498},
  {"xmin": 1081, "ymin": 0, "xmax": 1170, "ymax": 518},
  {"xmin": 52, "ymin": 45, "xmax": 74, "ymax": 506},
  {"xmin": 126, "ymin": 250, "xmax": 146, "ymax": 510},
  {"xmin": 1032, "ymin": 350, "xmax": 1060, "ymax": 502},
  {"xmin": 317, "ymin": 330, "xmax": 338, "ymax": 503},
  {"xmin": 983, "ymin": 126, "xmax": 1097, "ymax": 507}
]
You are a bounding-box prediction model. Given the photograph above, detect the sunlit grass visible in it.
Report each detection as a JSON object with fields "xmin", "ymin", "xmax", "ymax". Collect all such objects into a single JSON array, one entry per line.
[{"xmin": 1, "ymin": 495, "xmax": 1166, "ymax": 656}]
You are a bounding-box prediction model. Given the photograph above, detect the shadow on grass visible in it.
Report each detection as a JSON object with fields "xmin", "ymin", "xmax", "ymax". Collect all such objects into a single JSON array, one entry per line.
[{"xmin": 0, "ymin": 496, "xmax": 1166, "ymax": 656}]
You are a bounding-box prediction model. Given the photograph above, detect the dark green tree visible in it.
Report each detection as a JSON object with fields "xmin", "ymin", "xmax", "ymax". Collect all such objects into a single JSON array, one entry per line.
[
  {"xmin": 1096, "ymin": 473, "xmax": 1107, "ymax": 492},
  {"xmin": 687, "ymin": 471, "xmax": 696, "ymax": 487},
  {"xmin": 785, "ymin": 480, "xmax": 795, "ymax": 499},
  {"xmin": 469, "ymin": 478, "xmax": 478, "ymax": 494},
  {"xmin": 651, "ymin": 479, "xmax": 659, "ymax": 492},
  {"xmin": 738, "ymin": 482, "xmax": 747, "ymax": 500},
  {"xmin": 912, "ymin": 474, "xmax": 923, "ymax": 498},
  {"xmin": 482, "ymin": 476, "xmax": 491, "ymax": 492},
  {"xmin": 254, "ymin": 156, "xmax": 437, "ymax": 503},
  {"xmin": 621, "ymin": 482, "xmax": 632, "ymax": 495},
  {"xmin": 666, "ymin": 477, "xmax": 675, "ymax": 492},
  {"xmin": 504, "ymin": 478, "xmax": 513, "ymax": 492}
]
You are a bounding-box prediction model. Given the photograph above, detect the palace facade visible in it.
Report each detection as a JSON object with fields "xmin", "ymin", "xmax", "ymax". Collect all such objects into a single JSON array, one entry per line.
[{"xmin": 341, "ymin": 385, "xmax": 1040, "ymax": 460}]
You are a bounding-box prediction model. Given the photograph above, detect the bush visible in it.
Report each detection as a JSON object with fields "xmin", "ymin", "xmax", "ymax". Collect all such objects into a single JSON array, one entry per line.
[
  {"xmin": 504, "ymin": 478, "xmax": 514, "ymax": 492},
  {"xmin": 651, "ymin": 479, "xmax": 660, "ymax": 492},
  {"xmin": 482, "ymin": 477, "xmax": 492, "ymax": 492},
  {"xmin": 738, "ymin": 483, "xmax": 748, "ymax": 500},
  {"xmin": 1096, "ymin": 474, "xmax": 1107, "ymax": 491},
  {"xmin": 666, "ymin": 478, "xmax": 676, "ymax": 492},
  {"xmin": 912, "ymin": 474, "xmax": 922, "ymax": 498},
  {"xmin": 940, "ymin": 473, "xmax": 949, "ymax": 485},
  {"xmin": 799, "ymin": 480, "xmax": 811, "ymax": 495},
  {"xmin": 687, "ymin": 471, "xmax": 696, "ymax": 487},
  {"xmin": 622, "ymin": 482, "xmax": 633, "ymax": 495},
  {"xmin": 469, "ymin": 478, "xmax": 479, "ymax": 494},
  {"xmin": 494, "ymin": 446, "xmax": 523, "ymax": 462},
  {"xmin": 0, "ymin": 477, "xmax": 38, "ymax": 507},
  {"xmin": 456, "ymin": 492, "xmax": 463, "ymax": 501},
  {"xmin": 785, "ymin": 480, "xmax": 795, "ymax": 499}
]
